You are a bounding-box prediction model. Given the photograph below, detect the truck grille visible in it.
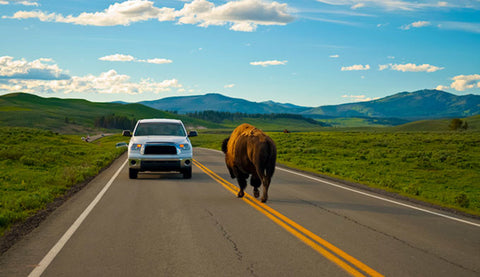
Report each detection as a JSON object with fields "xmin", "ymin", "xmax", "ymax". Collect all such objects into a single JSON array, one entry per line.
[
  {"xmin": 144, "ymin": 145, "xmax": 177, "ymax": 155},
  {"xmin": 141, "ymin": 160, "xmax": 181, "ymax": 171}
]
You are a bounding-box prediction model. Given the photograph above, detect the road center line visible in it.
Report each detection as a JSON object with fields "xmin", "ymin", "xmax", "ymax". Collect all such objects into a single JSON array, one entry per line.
[
  {"xmin": 28, "ymin": 159, "xmax": 127, "ymax": 277},
  {"xmin": 193, "ymin": 159, "xmax": 384, "ymax": 277}
]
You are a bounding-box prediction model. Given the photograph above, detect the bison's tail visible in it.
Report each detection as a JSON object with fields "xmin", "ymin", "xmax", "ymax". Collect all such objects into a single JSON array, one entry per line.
[
  {"xmin": 221, "ymin": 137, "xmax": 230, "ymax": 154},
  {"xmin": 257, "ymin": 139, "xmax": 277, "ymax": 180}
]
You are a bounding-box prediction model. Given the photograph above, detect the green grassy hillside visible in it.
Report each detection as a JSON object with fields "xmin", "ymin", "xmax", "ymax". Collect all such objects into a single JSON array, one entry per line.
[
  {"xmin": 184, "ymin": 111, "xmax": 328, "ymax": 131},
  {"xmin": 221, "ymin": 117, "xmax": 325, "ymax": 132},
  {"xmin": 0, "ymin": 93, "xmax": 220, "ymax": 133},
  {"xmin": 318, "ymin": 117, "xmax": 408, "ymax": 128},
  {"xmin": 392, "ymin": 115, "xmax": 480, "ymax": 132}
]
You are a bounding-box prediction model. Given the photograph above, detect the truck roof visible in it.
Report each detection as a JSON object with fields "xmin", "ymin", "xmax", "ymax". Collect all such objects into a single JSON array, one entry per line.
[{"xmin": 137, "ymin": 118, "xmax": 183, "ymax": 124}]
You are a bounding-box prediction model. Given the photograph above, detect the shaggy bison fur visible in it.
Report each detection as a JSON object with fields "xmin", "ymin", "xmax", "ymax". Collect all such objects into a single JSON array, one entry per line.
[{"xmin": 222, "ymin": 123, "xmax": 277, "ymax": 203}]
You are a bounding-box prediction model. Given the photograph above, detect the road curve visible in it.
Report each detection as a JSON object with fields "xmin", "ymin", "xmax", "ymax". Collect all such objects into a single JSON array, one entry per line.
[{"xmin": 0, "ymin": 148, "xmax": 479, "ymax": 277}]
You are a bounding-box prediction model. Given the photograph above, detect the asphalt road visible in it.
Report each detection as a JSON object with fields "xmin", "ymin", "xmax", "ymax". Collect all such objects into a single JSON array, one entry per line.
[{"xmin": 1, "ymin": 148, "xmax": 479, "ymax": 277}]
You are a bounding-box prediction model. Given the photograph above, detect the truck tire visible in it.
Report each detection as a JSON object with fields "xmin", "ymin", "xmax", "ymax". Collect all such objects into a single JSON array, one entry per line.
[
  {"xmin": 129, "ymin": 168, "xmax": 138, "ymax": 179},
  {"xmin": 182, "ymin": 167, "xmax": 192, "ymax": 179}
]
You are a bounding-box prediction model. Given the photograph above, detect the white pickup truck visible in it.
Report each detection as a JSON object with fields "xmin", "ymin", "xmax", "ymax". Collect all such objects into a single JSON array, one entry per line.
[{"xmin": 124, "ymin": 119, "xmax": 196, "ymax": 179}]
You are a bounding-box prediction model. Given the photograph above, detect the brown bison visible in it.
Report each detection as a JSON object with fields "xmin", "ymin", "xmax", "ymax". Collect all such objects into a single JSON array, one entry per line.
[{"xmin": 222, "ymin": 123, "xmax": 277, "ymax": 203}]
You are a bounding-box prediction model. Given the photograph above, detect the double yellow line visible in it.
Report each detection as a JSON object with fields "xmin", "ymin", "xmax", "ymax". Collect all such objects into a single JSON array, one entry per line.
[{"xmin": 193, "ymin": 159, "xmax": 384, "ymax": 277}]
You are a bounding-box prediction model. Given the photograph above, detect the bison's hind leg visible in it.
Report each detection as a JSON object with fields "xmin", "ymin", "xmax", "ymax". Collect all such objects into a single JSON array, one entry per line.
[
  {"xmin": 261, "ymin": 176, "xmax": 272, "ymax": 203},
  {"xmin": 250, "ymin": 174, "xmax": 261, "ymax": 198},
  {"xmin": 227, "ymin": 165, "xmax": 236, "ymax": 179},
  {"xmin": 236, "ymin": 175, "xmax": 248, "ymax": 198}
]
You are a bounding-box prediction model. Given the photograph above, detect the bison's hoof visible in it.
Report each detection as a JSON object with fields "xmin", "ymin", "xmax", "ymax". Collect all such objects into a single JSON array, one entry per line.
[
  {"xmin": 261, "ymin": 197, "xmax": 267, "ymax": 203},
  {"xmin": 254, "ymin": 189, "xmax": 260, "ymax": 198},
  {"xmin": 237, "ymin": 191, "xmax": 244, "ymax": 198}
]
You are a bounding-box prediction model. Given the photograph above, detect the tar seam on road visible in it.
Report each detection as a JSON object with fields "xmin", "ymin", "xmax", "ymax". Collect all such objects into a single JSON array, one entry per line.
[
  {"xmin": 199, "ymin": 148, "xmax": 480, "ymax": 228},
  {"xmin": 28, "ymin": 159, "xmax": 128, "ymax": 277},
  {"xmin": 193, "ymin": 159, "xmax": 384, "ymax": 277}
]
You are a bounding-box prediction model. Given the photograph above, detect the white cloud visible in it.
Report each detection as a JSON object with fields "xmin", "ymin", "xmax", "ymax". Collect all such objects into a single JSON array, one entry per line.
[
  {"xmin": 329, "ymin": 54, "xmax": 340, "ymax": 58},
  {"xmin": 379, "ymin": 63, "xmax": 444, "ymax": 72},
  {"xmin": 0, "ymin": 70, "xmax": 181, "ymax": 95},
  {"xmin": 342, "ymin": 94, "xmax": 379, "ymax": 102},
  {"xmin": 401, "ymin": 20, "xmax": 431, "ymax": 30},
  {"xmin": 435, "ymin": 85, "xmax": 450, "ymax": 91},
  {"xmin": 230, "ymin": 22, "xmax": 257, "ymax": 32},
  {"xmin": 224, "ymin": 84, "xmax": 235, "ymax": 88},
  {"xmin": 412, "ymin": 21, "xmax": 430, "ymax": 27},
  {"xmin": 250, "ymin": 60, "xmax": 287, "ymax": 67},
  {"xmin": 0, "ymin": 56, "xmax": 69, "ymax": 80},
  {"xmin": 437, "ymin": 21, "xmax": 480, "ymax": 34},
  {"xmin": 315, "ymin": 0, "xmax": 471, "ymax": 11},
  {"xmin": 378, "ymin": 64, "xmax": 389, "ymax": 71},
  {"xmin": 99, "ymin": 54, "xmax": 135, "ymax": 62},
  {"xmin": 0, "ymin": 56, "xmax": 181, "ymax": 95},
  {"xmin": 4, "ymin": 1, "xmax": 176, "ymax": 26},
  {"xmin": 351, "ymin": 3, "xmax": 365, "ymax": 9},
  {"xmin": 3, "ymin": 0, "xmax": 294, "ymax": 32},
  {"xmin": 341, "ymin": 64, "xmax": 370, "ymax": 71},
  {"xmin": 0, "ymin": 0, "xmax": 38, "ymax": 6},
  {"xmin": 177, "ymin": 0, "xmax": 294, "ymax": 28},
  {"xmin": 449, "ymin": 74, "xmax": 480, "ymax": 91},
  {"xmin": 141, "ymin": 58, "xmax": 173, "ymax": 64},
  {"xmin": 99, "ymin": 54, "xmax": 172, "ymax": 64}
]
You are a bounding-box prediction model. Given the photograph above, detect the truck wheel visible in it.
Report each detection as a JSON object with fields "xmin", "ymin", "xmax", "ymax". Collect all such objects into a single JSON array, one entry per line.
[
  {"xmin": 129, "ymin": 168, "xmax": 138, "ymax": 179},
  {"xmin": 182, "ymin": 167, "xmax": 192, "ymax": 179}
]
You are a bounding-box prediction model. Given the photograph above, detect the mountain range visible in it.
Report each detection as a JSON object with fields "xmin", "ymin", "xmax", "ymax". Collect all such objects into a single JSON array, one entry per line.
[
  {"xmin": 140, "ymin": 93, "xmax": 310, "ymax": 114},
  {"xmin": 140, "ymin": 89, "xmax": 480, "ymax": 120}
]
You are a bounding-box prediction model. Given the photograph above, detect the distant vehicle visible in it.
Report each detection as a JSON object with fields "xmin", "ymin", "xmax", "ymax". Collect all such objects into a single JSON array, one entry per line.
[
  {"xmin": 188, "ymin": 130, "xmax": 198, "ymax": 137},
  {"xmin": 115, "ymin": 142, "xmax": 128, "ymax": 148},
  {"xmin": 125, "ymin": 119, "xmax": 195, "ymax": 179}
]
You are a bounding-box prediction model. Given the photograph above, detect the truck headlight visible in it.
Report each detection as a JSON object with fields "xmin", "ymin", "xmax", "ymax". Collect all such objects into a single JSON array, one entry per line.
[
  {"xmin": 131, "ymin": 144, "xmax": 142, "ymax": 151},
  {"xmin": 178, "ymin": 143, "xmax": 191, "ymax": 150}
]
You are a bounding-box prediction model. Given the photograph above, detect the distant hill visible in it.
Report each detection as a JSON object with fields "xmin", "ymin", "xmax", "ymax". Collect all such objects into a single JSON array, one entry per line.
[
  {"xmin": 391, "ymin": 115, "xmax": 480, "ymax": 132},
  {"xmin": 3, "ymin": 90, "xmax": 479, "ymax": 133},
  {"xmin": 139, "ymin": 90, "xmax": 480, "ymax": 120},
  {"xmin": 140, "ymin": 93, "xmax": 310, "ymax": 114},
  {"xmin": 0, "ymin": 93, "xmax": 219, "ymax": 133},
  {"xmin": 303, "ymin": 89, "xmax": 480, "ymax": 120}
]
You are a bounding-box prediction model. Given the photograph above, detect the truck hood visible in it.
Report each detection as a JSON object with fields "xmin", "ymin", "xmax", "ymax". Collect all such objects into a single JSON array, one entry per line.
[{"xmin": 130, "ymin": 136, "xmax": 189, "ymax": 145}]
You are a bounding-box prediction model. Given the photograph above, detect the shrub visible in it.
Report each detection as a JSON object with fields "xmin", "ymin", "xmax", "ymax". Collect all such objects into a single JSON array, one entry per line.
[{"xmin": 455, "ymin": 193, "xmax": 470, "ymax": 208}]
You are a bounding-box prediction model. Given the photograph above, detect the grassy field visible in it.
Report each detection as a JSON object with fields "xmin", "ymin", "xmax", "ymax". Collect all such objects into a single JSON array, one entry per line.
[
  {"xmin": 0, "ymin": 127, "xmax": 129, "ymax": 236},
  {"xmin": 220, "ymin": 117, "xmax": 325, "ymax": 132},
  {"xmin": 191, "ymin": 130, "xmax": 480, "ymax": 216}
]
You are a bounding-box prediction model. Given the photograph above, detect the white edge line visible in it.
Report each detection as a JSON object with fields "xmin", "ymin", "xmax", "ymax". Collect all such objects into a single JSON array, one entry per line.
[
  {"xmin": 278, "ymin": 167, "xmax": 480, "ymax": 228},
  {"xmin": 28, "ymin": 159, "xmax": 128, "ymax": 277},
  {"xmin": 197, "ymin": 147, "xmax": 480, "ymax": 228}
]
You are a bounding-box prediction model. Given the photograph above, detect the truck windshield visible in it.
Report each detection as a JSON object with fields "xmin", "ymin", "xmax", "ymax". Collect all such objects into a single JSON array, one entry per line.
[{"xmin": 134, "ymin": 123, "xmax": 186, "ymax": 137}]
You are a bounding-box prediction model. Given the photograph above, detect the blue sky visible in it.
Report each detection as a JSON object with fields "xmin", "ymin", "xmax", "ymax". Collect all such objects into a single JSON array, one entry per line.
[{"xmin": 0, "ymin": 0, "xmax": 479, "ymax": 107}]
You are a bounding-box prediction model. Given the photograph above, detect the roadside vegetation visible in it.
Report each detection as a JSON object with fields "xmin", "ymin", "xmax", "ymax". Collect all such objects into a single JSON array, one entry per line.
[
  {"xmin": 191, "ymin": 131, "xmax": 480, "ymax": 216},
  {"xmin": 0, "ymin": 127, "xmax": 128, "ymax": 236}
]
